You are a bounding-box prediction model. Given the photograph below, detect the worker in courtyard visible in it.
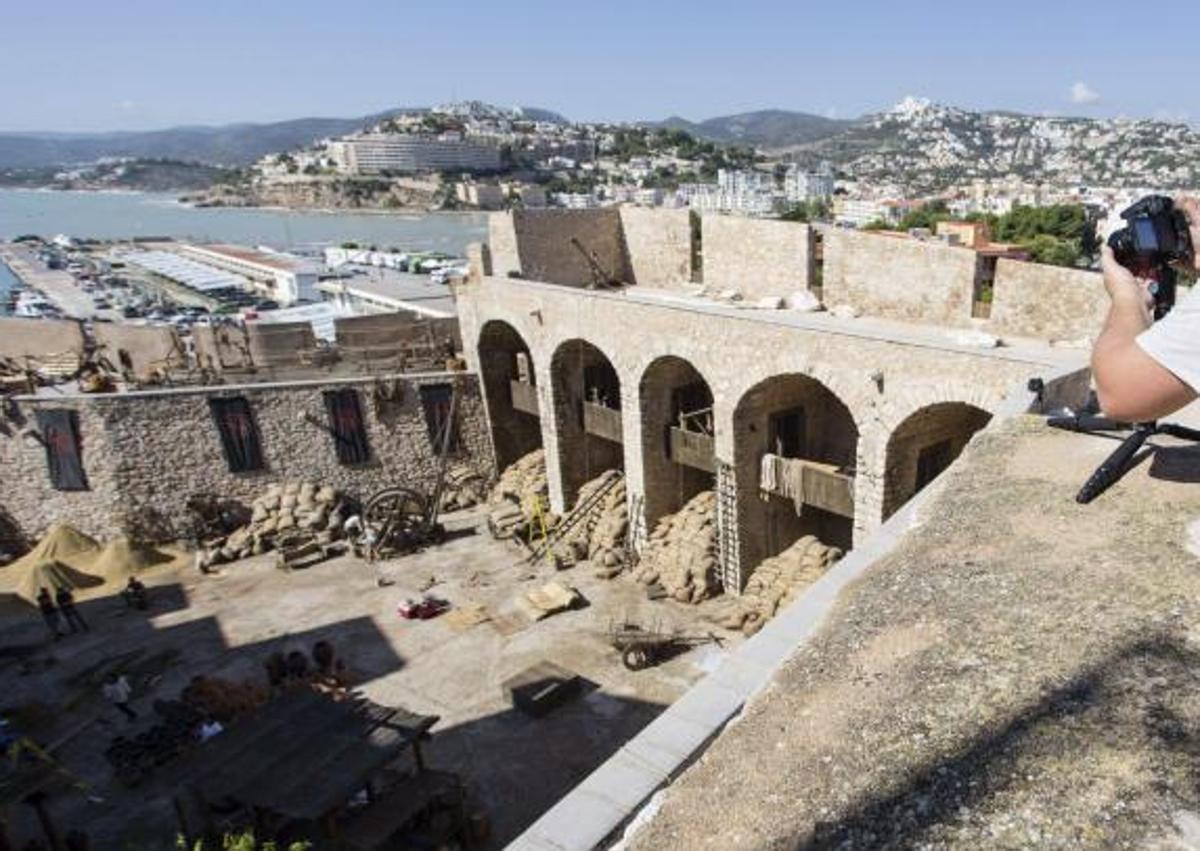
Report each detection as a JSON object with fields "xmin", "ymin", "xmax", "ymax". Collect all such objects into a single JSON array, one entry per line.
[
  {"xmin": 122, "ymin": 576, "xmax": 148, "ymax": 610},
  {"xmin": 1093, "ymin": 196, "xmax": 1200, "ymax": 420},
  {"xmin": 102, "ymin": 673, "xmax": 137, "ymax": 722},
  {"xmin": 35, "ymin": 587, "xmax": 63, "ymax": 641},
  {"xmin": 55, "ymin": 586, "xmax": 88, "ymax": 633}
]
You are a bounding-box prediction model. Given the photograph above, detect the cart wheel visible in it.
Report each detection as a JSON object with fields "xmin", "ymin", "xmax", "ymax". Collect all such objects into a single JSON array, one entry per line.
[{"xmin": 622, "ymin": 646, "xmax": 650, "ymax": 670}]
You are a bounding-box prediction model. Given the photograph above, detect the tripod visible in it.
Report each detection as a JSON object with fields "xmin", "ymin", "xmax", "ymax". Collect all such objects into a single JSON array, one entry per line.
[
  {"xmin": 1046, "ymin": 414, "xmax": 1200, "ymax": 503},
  {"xmin": 1046, "ymin": 263, "xmax": 1200, "ymax": 503}
]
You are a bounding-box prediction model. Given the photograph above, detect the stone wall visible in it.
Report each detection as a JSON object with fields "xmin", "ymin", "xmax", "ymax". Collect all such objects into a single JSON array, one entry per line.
[
  {"xmin": 702, "ymin": 216, "xmax": 812, "ymax": 302},
  {"xmin": 0, "ymin": 372, "xmax": 494, "ymax": 543},
  {"xmin": 487, "ymin": 212, "xmax": 521, "ymax": 279},
  {"xmin": 0, "ymin": 317, "xmax": 85, "ymax": 363},
  {"xmin": 821, "ymin": 228, "xmax": 978, "ymax": 325},
  {"xmin": 989, "ymin": 259, "xmax": 1107, "ymax": 342},
  {"xmin": 496, "ymin": 209, "xmax": 633, "ymax": 287},
  {"xmin": 618, "ymin": 207, "xmax": 694, "ymax": 289},
  {"xmin": 92, "ymin": 324, "xmax": 183, "ymax": 382},
  {"xmin": 457, "ymin": 273, "xmax": 1084, "ymax": 587}
]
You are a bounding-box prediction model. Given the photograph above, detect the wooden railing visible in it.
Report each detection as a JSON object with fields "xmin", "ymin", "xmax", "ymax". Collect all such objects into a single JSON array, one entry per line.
[
  {"xmin": 669, "ymin": 427, "xmax": 716, "ymax": 473},
  {"xmin": 761, "ymin": 454, "xmax": 855, "ymax": 518},
  {"xmin": 509, "ymin": 379, "xmax": 540, "ymax": 416},
  {"xmin": 582, "ymin": 401, "xmax": 623, "ymax": 443}
]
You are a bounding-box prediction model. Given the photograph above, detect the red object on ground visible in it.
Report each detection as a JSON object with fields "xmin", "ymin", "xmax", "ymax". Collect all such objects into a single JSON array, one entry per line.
[{"xmin": 397, "ymin": 596, "xmax": 450, "ymax": 620}]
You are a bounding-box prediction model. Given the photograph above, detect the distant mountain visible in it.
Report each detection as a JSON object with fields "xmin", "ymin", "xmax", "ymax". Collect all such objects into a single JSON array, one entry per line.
[
  {"xmin": 652, "ymin": 109, "xmax": 854, "ymax": 150},
  {"xmin": 789, "ymin": 97, "xmax": 1200, "ymax": 191},
  {"xmin": 0, "ymin": 103, "xmax": 573, "ymax": 169}
]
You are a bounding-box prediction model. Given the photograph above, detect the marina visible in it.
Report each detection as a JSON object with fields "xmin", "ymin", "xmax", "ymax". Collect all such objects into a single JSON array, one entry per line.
[{"xmin": 0, "ymin": 189, "xmax": 487, "ymax": 253}]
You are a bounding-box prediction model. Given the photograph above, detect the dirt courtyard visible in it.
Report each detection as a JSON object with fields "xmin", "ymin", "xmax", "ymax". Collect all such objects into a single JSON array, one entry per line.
[{"xmin": 0, "ymin": 506, "xmax": 736, "ymax": 849}]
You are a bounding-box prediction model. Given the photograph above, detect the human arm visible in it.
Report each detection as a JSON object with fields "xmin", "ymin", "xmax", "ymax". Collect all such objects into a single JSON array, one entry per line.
[{"xmin": 1091, "ymin": 200, "xmax": 1200, "ymax": 421}]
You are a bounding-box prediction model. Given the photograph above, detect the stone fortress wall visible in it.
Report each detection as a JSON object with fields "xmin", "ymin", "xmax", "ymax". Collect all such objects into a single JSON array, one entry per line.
[
  {"xmin": 458, "ymin": 215, "xmax": 1092, "ymax": 590},
  {"xmin": 0, "ymin": 372, "xmax": 494, "ymax": 543}
]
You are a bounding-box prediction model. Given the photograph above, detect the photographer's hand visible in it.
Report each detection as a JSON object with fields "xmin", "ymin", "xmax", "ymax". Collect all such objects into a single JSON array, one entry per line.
[{"xmin": 1093, "ymin": 245, "xmax": 1194, "ymax": 420}]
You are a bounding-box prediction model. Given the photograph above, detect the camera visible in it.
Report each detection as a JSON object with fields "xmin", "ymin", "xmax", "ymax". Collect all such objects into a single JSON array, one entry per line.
[{"xmin": 1108, "ymin": 195, "xmax": 1194, "ymax": 318}]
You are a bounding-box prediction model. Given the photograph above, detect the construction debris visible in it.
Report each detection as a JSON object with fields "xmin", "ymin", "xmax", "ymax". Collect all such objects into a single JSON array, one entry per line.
[
  {"xmin": 199, "ymin": 481, "xmax": 344, "ymax": 569},
  {"xmin": 487, "ymin": 450, "xmax": 552, "ymax": 541},
  {"xmin": 713, "ymin": 535, "xmax": 843, "ymax": 636},
  {"xmin": 630, "ymin": 491, "xmax": 720, "ymax": 604}
]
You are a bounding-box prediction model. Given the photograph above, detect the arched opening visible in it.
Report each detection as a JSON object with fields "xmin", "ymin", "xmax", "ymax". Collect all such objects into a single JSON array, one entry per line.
[
  {"xmin": 477, "ymin": 320, "xmax": 542, "ymax": 472},
  {"xmin": 550, "ymin": 339, "xmax": 624, "ymax": 507},
  {"xmin": 883, "ymin": 402, "xmax": 992, "ymax": 519},
  {"xmin": 638, "ymin": 356, "xmax": 715, "ymax": 527},
  {"xmin": 733, "ymin": 374, "xmax": 858, "ymax": 576}
]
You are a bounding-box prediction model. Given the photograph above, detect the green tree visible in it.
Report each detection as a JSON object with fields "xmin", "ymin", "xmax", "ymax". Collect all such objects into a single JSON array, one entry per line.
[{"xmin": 1022, "ymin": 234, "xmax": 1079, "ymax": 268}]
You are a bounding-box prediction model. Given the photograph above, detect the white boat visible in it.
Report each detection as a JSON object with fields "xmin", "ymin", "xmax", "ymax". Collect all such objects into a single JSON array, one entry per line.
[{"xmin": 13, "ymin": 290, "xmax": 59, "ymax": 318}]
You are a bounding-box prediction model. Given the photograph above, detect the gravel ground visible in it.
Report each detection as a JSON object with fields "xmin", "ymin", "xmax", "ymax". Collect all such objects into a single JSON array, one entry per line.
[{"xmin": 629, "ymin": 416, "xmax": 1200, "ymax": 850}]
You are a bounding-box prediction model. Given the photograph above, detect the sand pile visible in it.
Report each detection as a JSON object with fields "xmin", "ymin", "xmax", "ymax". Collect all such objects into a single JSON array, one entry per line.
[
  {"xmin": 91, "ymin": 537, "xmax": 177, "ymax": 583},
  {"xmin": 5, "ymin": 523, "xmax": 100, "ymax": 575},
  {"xmin": 13, "ymin": 559, "xmax": 104, "ymax": 604},
  {"xmin": 629, "ymin": 491, "xmax": 721, "ymax": 603}
]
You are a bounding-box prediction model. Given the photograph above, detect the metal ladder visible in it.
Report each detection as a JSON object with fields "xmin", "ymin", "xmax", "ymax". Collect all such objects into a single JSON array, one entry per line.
[{"xmin": 526, "ymin": 470, "xmax": 624, "ymax": 564}]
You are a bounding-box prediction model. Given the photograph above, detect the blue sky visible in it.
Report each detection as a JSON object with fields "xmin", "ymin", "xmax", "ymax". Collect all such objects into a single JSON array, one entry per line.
[{"xmin": 3, "ymin": 0, "xmax": 1197, "ymax": 132}]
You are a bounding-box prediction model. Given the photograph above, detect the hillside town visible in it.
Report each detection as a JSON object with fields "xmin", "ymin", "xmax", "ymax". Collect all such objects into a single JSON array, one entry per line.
[{"xmin": 7, "ymin": 4, "xmax": 1200, "ymax": 845}]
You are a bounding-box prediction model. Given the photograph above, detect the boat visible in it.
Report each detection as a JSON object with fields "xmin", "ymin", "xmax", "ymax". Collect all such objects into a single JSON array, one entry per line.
[{"xmin": 12, "ymin": 290, "xmax": 60, "ymax": 318}]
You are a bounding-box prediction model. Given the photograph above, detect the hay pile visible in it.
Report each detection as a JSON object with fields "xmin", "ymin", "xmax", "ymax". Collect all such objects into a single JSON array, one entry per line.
[
  {"xmin": 629, "ymin": 491, "xmax": 720, "ymax": 603},
  {"xmin": 487, "ymin": 450, "xmax": 551, "ymax": 539},
  {"xmin": 552, "ymin": 470, "xmax": 629, "ymax": 575},
  {"xmin": 715, "ymin": 535, "xmax": 843, "ymax": 636},
  {"xmin": 202, "ymin": 481, "xmax": 343, "ymax": 567}
]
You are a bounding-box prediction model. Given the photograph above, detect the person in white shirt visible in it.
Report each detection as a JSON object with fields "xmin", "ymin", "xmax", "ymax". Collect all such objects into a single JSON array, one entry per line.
[
  {"xmin": 1093, "ymin": 197, "xmax": 1200, "ymax": 421},
  {"xmin": 102, "ymin": 674, "xmax": 137, "ymax": 722}
]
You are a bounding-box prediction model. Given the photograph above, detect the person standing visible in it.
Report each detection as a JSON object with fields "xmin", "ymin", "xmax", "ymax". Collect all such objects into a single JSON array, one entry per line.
[
  {"xmin": 102, "ymin": 674, "xmax": 137, "ymax": 722},
  {"xmin": 55, "ymin": 587, "xmax": 88, "ymax": 633},
  {"xmin": 35, "ymin": 588, "xmax": 62, "ymax": 641}
]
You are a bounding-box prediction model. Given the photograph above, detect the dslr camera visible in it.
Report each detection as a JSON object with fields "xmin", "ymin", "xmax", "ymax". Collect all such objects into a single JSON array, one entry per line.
[{"xmin": 1108, "ymin": 195, "xmax": 1194, "ymax": 319}]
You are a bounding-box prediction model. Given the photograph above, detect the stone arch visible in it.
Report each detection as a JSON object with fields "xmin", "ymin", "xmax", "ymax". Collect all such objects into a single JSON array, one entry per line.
[
  {"xmin": 477, "ymin": 319, "xmax": 542, "ymax": 472},
  {"xmin": 882, "ymin": 401, "xmax": 992, "ymax": 519},
  {"xmin": 638, "ymin": 355, "xmax": 716, "ymax": 528},
  {"xmin": 732, "ymin": 373, "xmax": 859, "ymax": 578},
  {"xmin": 549, "ymin": 338, "xmax": 624, "ymax": 506}
]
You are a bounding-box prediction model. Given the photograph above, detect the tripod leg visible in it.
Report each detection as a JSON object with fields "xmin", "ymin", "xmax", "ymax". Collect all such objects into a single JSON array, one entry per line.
[{"xmin": 1076, "ymin": 428, "xmax": 1151, "ymax": 504}]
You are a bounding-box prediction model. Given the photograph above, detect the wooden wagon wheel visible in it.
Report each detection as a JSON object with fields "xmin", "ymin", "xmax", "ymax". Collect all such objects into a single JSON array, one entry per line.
[{"xmin": 365, "ymin": 487, "xmax": 428, "ymax": 554}]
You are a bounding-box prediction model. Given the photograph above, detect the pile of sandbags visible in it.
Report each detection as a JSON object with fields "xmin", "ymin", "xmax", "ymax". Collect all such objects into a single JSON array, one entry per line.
[
  {"xmin": 629, "ymin": 491, "xmax": 720, "ymax": 603},
  {"xmin": 200, "ymin": 481, "xmax": 343, "ymax": 568},
  {"xmin": 552, "ymin": 470, "xmax": 629, "ymax": 576},
  {"xmin": 715, "ymin": 535, "xmax": 842, "ymax": 636},
  {"xmin": 440, "ymin": 464, "xmax": 489, "ymax": 512},
  {"xmin": 487, "ymin": 450, "xmax": 551, "ymax": 540}
]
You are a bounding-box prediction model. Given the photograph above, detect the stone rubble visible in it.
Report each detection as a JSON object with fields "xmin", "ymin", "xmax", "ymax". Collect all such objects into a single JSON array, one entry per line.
[{"xmin": 630, "ymin": 490, "xmax": 721, "ymax": 604}]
